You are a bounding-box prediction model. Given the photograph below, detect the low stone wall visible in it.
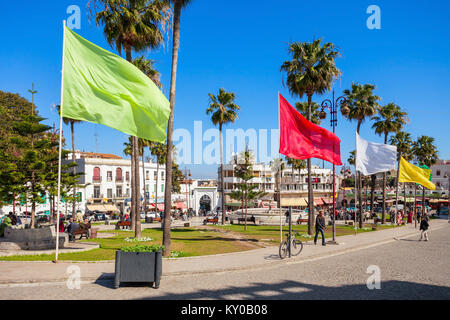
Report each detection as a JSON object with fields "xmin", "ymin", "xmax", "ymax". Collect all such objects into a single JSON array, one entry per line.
[{"xmin": 0, "ymin": 226, "xmax": 67, "ymax": 250}]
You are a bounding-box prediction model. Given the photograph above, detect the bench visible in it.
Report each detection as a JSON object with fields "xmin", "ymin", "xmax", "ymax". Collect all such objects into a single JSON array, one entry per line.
[
  {"xmin": 237, "ymin": 216, "xmax": 258, "ymax": 225},
  {"xmin": 203, "ymin": 217, "xmax": 219, "ymax": 225},
  {"xmin": 116, "ymin": 221, "xmax": 132, "ymax": 230},
  {"xmin": 296, "ymin": 218, "xmax": 308, "ymax": 225},
  {"xmin": 73, "ymin": 228, "xmax": 90, "ymax": 240}
]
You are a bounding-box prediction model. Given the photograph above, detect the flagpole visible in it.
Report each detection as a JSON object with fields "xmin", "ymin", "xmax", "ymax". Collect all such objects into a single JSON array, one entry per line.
[
  {"xmin": 395, "ymin": 157, "xmax": 400, "ymax": 225},
  {"xmin": 278, "ymin": 92, "xmax": 282, "ymax": 244},
  {"xmin": 55, "ymin": 20, "xmax": 67, "ymax": 263},
  {"xmin": 354, "ymin": 132, "xmax": 357, "ymax": 235}
]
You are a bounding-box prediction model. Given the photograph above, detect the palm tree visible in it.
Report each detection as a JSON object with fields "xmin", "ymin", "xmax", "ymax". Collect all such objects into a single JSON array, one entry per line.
[
  {"xmin": 206, "ymin": 88, "xmax": 240, "ymax": 225},
  {"xmin": 163, "ymin": 0, "xmax": 193, "ymax": 257},
  {"xmin": 412, "ymin": 136, "xmax": 439, "ymax": 216},
  {"xmin": 149, "ymin": 142, "xmax": 167, "ymax": 213},
  {"xmin": 342, "ymin": 83, "xmax": 380, "ymax": 228},
  {"xmin": 133, "ymin": 55, "xmax": 162, "ymax": 89},
  {"xmin": 390, "ymin": 131, "xmax": 413, "ymax": 214},
  {"xmin": 93, "ymin": 0, "xmax": 171, "ymax": 238},
  {"xmin": 372, "ymin": 103, "xmax": 408, "ymax": 224},
  {"xmin": 270, "ymin": 157, "xmax": 286, "ymax": 209},
  {"xmin": 56, "ymin": 105, "xmax": 82, "ymax": 219},
  {"xmin": 295, "ymin": 102, "xmax": 322, "ymax": 125},
  {"xmin": 280, "ymin": 39, "xmax": 341, "ymax": 235}
]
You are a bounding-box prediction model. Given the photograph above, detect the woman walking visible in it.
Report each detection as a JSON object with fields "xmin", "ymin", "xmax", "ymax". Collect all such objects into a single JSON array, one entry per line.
[{"xmin": 419, "ymin": 213, "xmax": 430, "ymax": 241}]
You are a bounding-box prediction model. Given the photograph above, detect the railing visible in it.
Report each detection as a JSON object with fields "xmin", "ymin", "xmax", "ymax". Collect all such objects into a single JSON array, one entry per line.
[
  {"xmin": 116, "ymin": 177, "xmax": 123, "ymax": 182},
  {"xmin": 92, "ymin": 177, "xmax": 102, "ymax": 183},
  {"xmin": 92, "ymin": 193, "xmax": 104, "ymax": 199}
]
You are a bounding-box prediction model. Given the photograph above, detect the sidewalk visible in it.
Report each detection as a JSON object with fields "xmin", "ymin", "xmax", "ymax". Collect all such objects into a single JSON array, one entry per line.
[{"xmin": 0, "ymin": 219, "xmax": 447, "ymax": 285}]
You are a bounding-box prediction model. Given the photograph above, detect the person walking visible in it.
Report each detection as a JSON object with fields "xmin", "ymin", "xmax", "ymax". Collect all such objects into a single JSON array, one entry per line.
[
  {"xmin": 314, "ymin": 210, "xmax": 326, "ymax": 246},
  {"xmin": 419, "ymin": 213, "xmax": 430, "ymax": 241}
]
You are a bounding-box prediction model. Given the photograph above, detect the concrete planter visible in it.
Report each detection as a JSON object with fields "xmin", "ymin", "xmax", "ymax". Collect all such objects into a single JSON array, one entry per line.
[
  {"xmin": 114, "ymin": 250, "xmax": 162, "ymax": 289},
  {"xmin": 0, "ymin": 226, "xmax": 66, "ymax": 250}
]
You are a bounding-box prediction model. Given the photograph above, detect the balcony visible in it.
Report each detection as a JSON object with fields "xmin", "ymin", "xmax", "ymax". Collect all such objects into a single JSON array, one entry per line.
[
  {"xmin": 92, "ymin": 177, "xmax": 102, "ymax": 183},
  {"xmin": 92, "ymin": 193, "xmax": 104, "ymax": 200},
  {"xmin": 116, "ymin": 177, "xmax": 123, "ymax": 183}
]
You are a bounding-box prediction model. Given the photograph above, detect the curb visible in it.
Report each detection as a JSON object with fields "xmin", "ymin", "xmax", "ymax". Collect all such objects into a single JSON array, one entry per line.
[{"xmin": 0, "ymin": 222, "xmax": 446, "ymax": 286}]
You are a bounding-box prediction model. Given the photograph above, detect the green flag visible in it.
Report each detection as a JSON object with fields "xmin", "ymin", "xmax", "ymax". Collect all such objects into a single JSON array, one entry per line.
[{"xmin": 62, "ymin": 26, "xmax": 170, "ymax": 143}]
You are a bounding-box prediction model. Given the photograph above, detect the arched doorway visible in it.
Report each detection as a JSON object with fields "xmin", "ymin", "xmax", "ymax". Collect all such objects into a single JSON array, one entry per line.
[{"xmin": 199, "ymin": 195, "xmax": 212, "ymax": 213}]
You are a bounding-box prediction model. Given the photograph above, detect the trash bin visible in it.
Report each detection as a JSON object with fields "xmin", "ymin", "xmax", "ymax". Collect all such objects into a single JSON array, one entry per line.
[{"xmin": 90, "ymin": 227, "xmax": 98, "ymax": 239}]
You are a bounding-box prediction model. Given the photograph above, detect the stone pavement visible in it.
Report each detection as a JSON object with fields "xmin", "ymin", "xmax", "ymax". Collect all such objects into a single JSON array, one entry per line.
[{"xmin": 0, "ymin": 218, "xmax": 447, "ymax": 285}]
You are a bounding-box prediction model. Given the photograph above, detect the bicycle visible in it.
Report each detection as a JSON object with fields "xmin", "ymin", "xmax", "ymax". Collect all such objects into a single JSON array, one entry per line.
[{"xmin": 279, "ymin": 232, "xmax": 303, "ymax": 259}]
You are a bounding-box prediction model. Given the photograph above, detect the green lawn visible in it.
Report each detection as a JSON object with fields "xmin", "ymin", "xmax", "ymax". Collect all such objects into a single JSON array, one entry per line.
[
  {"xmin": 0, "ymin": 227, "xmax": 254, "ymax": 262},
  {"xmin": 214, "ymin": 223, "xmax": 399, "ymax": 244}
]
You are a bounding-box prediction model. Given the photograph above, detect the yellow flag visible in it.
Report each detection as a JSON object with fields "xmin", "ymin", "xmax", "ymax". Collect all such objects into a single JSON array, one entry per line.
[{"xmin": 398, "ymin": 157, "xmax": 436, "ymax": 190}]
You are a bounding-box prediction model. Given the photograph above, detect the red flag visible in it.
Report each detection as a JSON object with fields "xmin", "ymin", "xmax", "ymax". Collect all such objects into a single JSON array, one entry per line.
[{"xmin": 279, "ymin": 93, "xmax": 342, "ymax": 165}]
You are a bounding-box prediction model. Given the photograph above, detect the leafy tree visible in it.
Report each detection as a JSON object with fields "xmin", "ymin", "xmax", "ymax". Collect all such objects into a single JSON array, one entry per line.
[
  {"xmin": 372, "ymin": 103, "xmax": 408, "ymax": 224},
  {"xmin": 230, "ymin": 149, "xmax": 266, "ymax": 231},
  {"xmin": 206, "ymin": 88, "xmax": 240, "ymax": 225},
  {"xmin": 295, "ymin": 102, "xmax": 322, "ymax": 125},
  {"xmin": 270, "ymin": 157, "xmax": 286, "ymax": 209},
  {"xmin": 280, "ymin": 39, "xmax": 341, "ymax": 235},
  {"xmin": 133, "ymin": 56, "xmax": 162, "ymax": 89},
  {"xmin": 342, "ymin": 83, "xmax": 380, "ymax": 227},
  {"xmin": 92, "ymin": 0, "xmax": 171, "ymax": 238},
  {"xmin": 412, "ymin": 136, "xmax": 438, "ymax": 216}
]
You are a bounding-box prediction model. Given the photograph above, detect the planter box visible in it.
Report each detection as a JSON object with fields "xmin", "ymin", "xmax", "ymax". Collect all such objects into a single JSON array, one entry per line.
[{"xmin": 114, "ymin": 250, "xmax": 162, "ymax": 289}]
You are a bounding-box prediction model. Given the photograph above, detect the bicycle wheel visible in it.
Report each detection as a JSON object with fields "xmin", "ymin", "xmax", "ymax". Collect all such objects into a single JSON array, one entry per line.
[
  {"xmin": 279, "ymin": 241, "xmax": 288, "ymax": 259},
  {"xmin": 291, "ymin": 239, "xmax": 303, "ymax": 256}
]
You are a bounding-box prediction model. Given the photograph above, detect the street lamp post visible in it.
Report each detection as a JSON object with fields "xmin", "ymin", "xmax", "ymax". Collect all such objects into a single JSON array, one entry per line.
[{"xmin": 319, "ymin": 90, "xmax": 349, "ymax": 244}]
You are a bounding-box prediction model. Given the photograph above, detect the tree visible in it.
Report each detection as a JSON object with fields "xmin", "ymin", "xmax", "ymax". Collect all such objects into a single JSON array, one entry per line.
[
  {"xmin": 343, "ymin": 83, "xmax": 380, "ymax": 227},
  {"xmin": 270, "ymin": 157, "xmax": 286, "ymax": 209},
  {"xmin": 412, "ymin": 136, "xmax": 438, "ymax": 215},
  {"xmin": 286, "ymin": 158, "xmax": 306, "ymax": 184},
  {"xmin": 230, "ymin": 149, "xmax": 266, "ymax": 231},
  {"xmin": 347, "ymin": 150, "xmax": 355, "ymax": 166},
  {"xmin": 281, "ymin": 39, "xmax": 341, "ymax": 235},
  {"xmin": 206, "ymin": 88, "xmax": 240, "ymax": 225},
  {"xmin": 295, "ymin": 102, "xmax": 322, "ymax": 125},
  {"xmin": 133, "ymin": 55, "xmax": 162, "ymax": 89},
  {"xmin": 372, "ymin": 103, "xmax": 408, "ymax": 224},
  {"xmin": 92, "ymin": 0, "xmax": 171, "ymax": 239},
  {"xmin": 390, "ymin": 131, "xmax": 414, "ymax": 210},
  {"xmin": 149, "ymin": 141, "xmax": 167, "ymax": 212}
]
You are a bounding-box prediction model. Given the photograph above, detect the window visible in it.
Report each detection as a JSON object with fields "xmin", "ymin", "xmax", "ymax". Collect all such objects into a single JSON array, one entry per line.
[
  {"xmin": 126, "ymin": 172, "xmax": 130, "ymax": 182},
  {"xmin": 146, "ymin": 170, "xmax": 150, "ymax": 180},
  {"xmin": 116, "ymin": 186, "xmax": 122, "ymax": 197},
  {"xmin": 126, "ymin": 188, "xmax": 130, "ymax": 197},
  {"xmin": 154, "ymin": 184, "xmax": 157, "ymax": 192},
  {"xmin": 161, "ymin": 184, "xmax": 164, "ymax": 193},
  {"xmin": 107, "ymin": 189, "xmax": 113, "ymax": 199},
  {"xmin": 116, "ymin": 168, "xmax": 123, "ymax": 181},
  {"xmin": 94, "ymin": 186, "xmax": 100, "ymax": 198},
  {"xmin": 107, "ymin": 171, "xmax": 112, "ymax": 182},
  {"xmin": 154, "ymin": 171, "xmax": 157, "ymax": 180},
  {"xmin": 161, "ymin": 171, "xmax": 165, "ymax": 180},
  {"xmin": 436, "ymin": 170, "xmax": 441, "ymax": 176},
  {"xmin": 93, "ymin": 167, "xmax": 101, "ymax": 181}
]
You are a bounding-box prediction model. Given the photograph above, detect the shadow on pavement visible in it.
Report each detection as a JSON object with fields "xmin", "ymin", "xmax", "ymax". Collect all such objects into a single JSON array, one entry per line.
[{"xmin": 132, "ymin": 279, "xmax": 450, "ymax": 300}]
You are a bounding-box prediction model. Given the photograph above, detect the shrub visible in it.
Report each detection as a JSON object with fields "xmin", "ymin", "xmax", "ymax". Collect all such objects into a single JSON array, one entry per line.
[{"xmin": 120, "ymin": 244, "xmax": 164, "ymax": 253}]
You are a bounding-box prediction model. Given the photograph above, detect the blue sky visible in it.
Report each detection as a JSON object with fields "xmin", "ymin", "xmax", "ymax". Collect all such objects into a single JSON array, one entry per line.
[{"xmin": 1, "ymin": 0, "xmax": 449, "ymax": 178}]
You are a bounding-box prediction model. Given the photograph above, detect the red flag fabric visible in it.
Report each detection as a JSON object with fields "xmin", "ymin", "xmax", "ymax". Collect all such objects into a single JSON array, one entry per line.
[{"xmin": 279, "ymin": 93, "xmax": 342, "ymax": 165}]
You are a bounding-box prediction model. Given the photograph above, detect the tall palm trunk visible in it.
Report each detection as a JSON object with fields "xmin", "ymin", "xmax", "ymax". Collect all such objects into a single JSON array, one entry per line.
[
  {"xmin": 370, "ymin": 174, "xmax": 376, "ymax": 217},
  {"xmin": 307, "ymin": 94, "xmax": 314, "ymax": 235},
  {"xmin": 163, "ymin": 1, "xmax": 182, "ymax": 257},
  {"xmin": 125, "ymin": 46, "xmax": 137, "ymax": 233},
  {"xmin": 382, "ymin": 133, "xmax": 388, "ymax": 224},
  {"xmin": 142, "ymin": 148, "xmax": 148, "ymax": 219},
  {"xmin": 356, "ymin": 120, "xmax": 363, "ymax": 228},
  {"xmin": 71, "ymin": 121, "xmax": 77, "ymax": 219},
  {"xmin": 220, "ymin": 124, "xmax": 226, "ymax": 225},
  {"xmin": 134, "ymin": 136, "xmax": 141, "ymax": 238}
]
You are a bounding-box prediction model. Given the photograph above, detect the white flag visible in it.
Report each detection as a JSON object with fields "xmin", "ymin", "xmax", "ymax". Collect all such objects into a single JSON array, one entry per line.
[{"xmin": 355, "ymin": 132, "xmax": 398, "ymax": 175}]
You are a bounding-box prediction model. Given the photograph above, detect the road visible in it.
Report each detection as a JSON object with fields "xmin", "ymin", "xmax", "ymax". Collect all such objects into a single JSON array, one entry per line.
[{"xmin": 1, "ymin": 223, "xmax": 449, "ymax": 300}]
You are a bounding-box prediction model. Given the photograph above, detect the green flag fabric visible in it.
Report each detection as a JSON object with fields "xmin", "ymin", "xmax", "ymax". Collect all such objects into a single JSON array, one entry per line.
[{"xmin": 62, "ymin": 26, "xmax": 170, "ymax": 143}]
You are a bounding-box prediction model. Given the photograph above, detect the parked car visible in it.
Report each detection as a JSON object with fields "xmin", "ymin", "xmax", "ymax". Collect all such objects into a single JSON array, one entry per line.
[{"xmin": 94, "ymin": 213, "xmax": 109, "ymax": 221}]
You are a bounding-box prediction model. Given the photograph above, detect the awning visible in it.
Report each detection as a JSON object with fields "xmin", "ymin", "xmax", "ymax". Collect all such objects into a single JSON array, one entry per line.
[
  {"xmin": 321, "ymin": 197, "xmax": 334, "ymax": 205},
  {"xmin": 151, "ymin": 203, "xmax": 164, "ymax": 211},
  {"xmin": 313, "ymin": 198, "xmax": 324, "ymax": 206},
  {"xmin": 103, "ymin": 204, "xmax": 119, "ymax": 212},
  {"xmin": 86, "ymin": 204, "xmax": 107, "ymax": 212},
  {"xmin": 174, "ymin": 202, "xmax": 187, "ymax": 210},
  {"xmin": 280, "ymin": 197, "xmax": 308, "ymax": 207}
]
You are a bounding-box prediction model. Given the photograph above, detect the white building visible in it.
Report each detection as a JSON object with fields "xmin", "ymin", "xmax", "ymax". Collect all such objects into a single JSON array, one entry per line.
[{"xmin": 67, "ymin": 151, "xmax": 166, "ymax": 214}]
